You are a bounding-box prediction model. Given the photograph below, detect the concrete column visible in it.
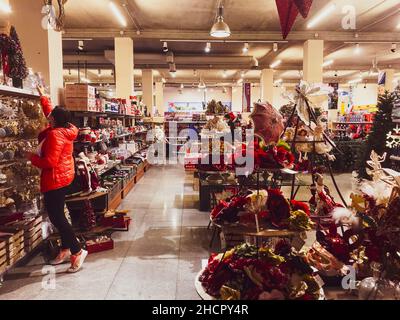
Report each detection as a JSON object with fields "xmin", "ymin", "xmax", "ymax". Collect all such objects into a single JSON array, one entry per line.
[
  {"xmin": 155, "ymin": 81, "xmax": 164, "ymax": 116},
  {"xmin": 142, "ymin": 69, "xmax": 154, "ymax": 114},
  {"xmin": 303, "ymin": 40, "xmax": 324, "ymax": 83},
  {"xmin": 260, "ymin": 69, "xmax": 274, "ymax": 103},
  {"xmin": 384, "ymin": 69, "xmax": 395, "ymax": 92},
  {"xmin": 9, "ymin": 0, "xmax": 64, "ymax": 104},
  {"xmin": 232, "ymin": 85, "xmax": 242, "ymax": 112},
  {"xmin": 115, "ymin": 37, "xmax": 134, "ymax": 101}
]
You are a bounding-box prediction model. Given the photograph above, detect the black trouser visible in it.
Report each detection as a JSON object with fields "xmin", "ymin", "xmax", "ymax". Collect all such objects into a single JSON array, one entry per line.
[{"xmin": 43, "ymin": 186, "xmax": 81, "ymax": 255}]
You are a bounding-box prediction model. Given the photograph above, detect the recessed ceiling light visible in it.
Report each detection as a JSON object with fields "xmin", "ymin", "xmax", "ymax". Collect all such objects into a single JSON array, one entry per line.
[
  {"xmin": 269, "ymin": 60, "xmax": 282, "ymax": 69},
  {"xmin": 307, "ymin": 3, "xmax": 336, "ymax": 29},
  {"xmin": 355, "ymin": 43, "xmax": 361, "ymax": 55},
  {"xmin": 205, "ymin": 42, "xmax": 211, "ymax": 53},
  {"xmin": 210, "ymin": 4, "xmax": 231, "ymax": 38},
  {"xmin": 0, "ymin": 2, "xmax": 11, "ymax": 13},
  {"xmin": 242, "ymin": 43, "xmax": 249, "ymax": 53},
  {"xmin": 322, "ymin": 60, "xmax": 334, "ymax": 67},
  {"xmin": 109, "ymin": 2, "xmax": 127, "ymax": 27}
]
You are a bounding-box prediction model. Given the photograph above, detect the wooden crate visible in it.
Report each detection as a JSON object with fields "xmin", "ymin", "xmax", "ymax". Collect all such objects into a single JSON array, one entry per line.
[
  {"xmin": 0, "ymin": 228, "xmax": 25, "ymax": 267},
  {"xmin": 7, "ymin": 216, "xmax": 43, "ymax": 254}
]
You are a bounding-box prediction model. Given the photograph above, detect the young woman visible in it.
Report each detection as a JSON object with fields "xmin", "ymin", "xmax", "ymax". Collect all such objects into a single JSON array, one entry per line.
[{"xmin": 25, "ymin": 88, "xmax": 88, "ymax": 273}]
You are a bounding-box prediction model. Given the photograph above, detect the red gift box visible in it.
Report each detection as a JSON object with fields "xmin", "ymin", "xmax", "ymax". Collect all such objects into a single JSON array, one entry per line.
[
  {"xmin": 101, "ymin": 215, "xmax": 131, "ymax": 230},
  {"xmin": 86, "ymin": 238, "xmax": 114, "ymax": 255}
]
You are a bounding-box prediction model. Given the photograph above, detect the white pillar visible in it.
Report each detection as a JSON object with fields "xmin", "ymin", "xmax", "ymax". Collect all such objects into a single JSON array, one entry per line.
[
  {"xmin": 303, "ymin": 40, "xmax": 324, "ymax": 83},
  {"xmin": 155, "ymin": 81, "xmax": 164, "ymax": 116},
  {"xmin": 9, "ymin": 0, "xmax": 64, "ymax": 104},
  {"xmin": 384, "ymin": 69, "xmax": 395, "ymax": 92},
  {"xmin": 232, "ymin": 85, "xmax": 243, "ymax": 112},
  {"xmin": 260, "ymin": 69, "xmax": 274, "ymax": 103},
  {"xmin": 142, "ymin": 69, "xmax": 154, "ymax": 114},
  {"xmin": 115, "ymin": 37, "xmax": 134, "ymax": 101}
]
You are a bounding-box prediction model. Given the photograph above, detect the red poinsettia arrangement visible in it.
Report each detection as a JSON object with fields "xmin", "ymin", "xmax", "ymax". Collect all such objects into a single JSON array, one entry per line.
[
  {"xmin": 232, "ymin": 139, "xmax": 295, "ymax": 170},
  {"xmin": 199, "ymin": 242, "xmax": 323, "ymax": 300}
]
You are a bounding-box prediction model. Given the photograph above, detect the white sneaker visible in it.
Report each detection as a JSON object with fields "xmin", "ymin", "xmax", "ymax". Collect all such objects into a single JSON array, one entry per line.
[
  {"xmin": 67, "ymin": 249, "xmax": 88, "ymax": 273},
  {"xmin": 50, "ymin": 249, "xmax": 71, "ymax": 265}
]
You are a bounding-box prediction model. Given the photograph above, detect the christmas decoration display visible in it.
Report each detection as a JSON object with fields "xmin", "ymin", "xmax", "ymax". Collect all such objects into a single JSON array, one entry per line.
[
  {"xmin": 359, "ymin": 91, "xmax": 395, "ymax": 178},
  {"xmin": 206, "ymin": 99, "xmax": 228, "ymax": 115},
  {"xmin": 275, "ymin": 0, "xmax": 314, "ymax": 39},
  {"xmin": 8, "ymin": 26, "xmax": 29, "ymax": 87},
  {"xmin": 211, "ymin": 188, "xmax": 313, "ymax": 231},
  {"xmin": 0, "ymin": 26, "xmax": 29, "ymax": 87},
  {"xmin": 198, "ymin": 242, "xmax": 324, "ymax": 300},
  {"xmin": 307, "ymin": 151, "xmax": 400, "ymax": 297}
]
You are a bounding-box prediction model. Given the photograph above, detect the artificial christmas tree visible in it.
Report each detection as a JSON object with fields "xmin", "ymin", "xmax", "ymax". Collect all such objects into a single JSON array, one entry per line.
[
  {"xmin": 358, "ymin": 91, "xmax": 395, "ymax": 178},
  {"xmin": 8, "ymin": 26, "xmax": 28, "ymax": 88}
]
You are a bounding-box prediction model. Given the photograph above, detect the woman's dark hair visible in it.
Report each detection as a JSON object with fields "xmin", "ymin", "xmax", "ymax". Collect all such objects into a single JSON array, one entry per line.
[{"xmin": 50, "ymin": 106, "xmax": 71, "ymax": 128}]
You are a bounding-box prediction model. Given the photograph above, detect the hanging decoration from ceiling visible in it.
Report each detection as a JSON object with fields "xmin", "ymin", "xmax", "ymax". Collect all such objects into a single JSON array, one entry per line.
[
  {"xmin": 44, "ymin": 0, "xmax": 68, "ymax": 32},
  {"xmin": 275, "ymin": 0, "xmax": 314, "ymax": 39}
]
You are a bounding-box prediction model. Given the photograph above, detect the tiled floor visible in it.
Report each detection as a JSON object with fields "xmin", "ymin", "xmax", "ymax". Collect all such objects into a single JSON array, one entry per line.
[{"xmin": 0, "ymin": 165, "xmax": 353, "ymax": 300}]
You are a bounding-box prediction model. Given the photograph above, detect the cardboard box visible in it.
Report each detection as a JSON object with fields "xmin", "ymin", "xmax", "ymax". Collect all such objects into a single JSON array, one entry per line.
[
  {"xmin": 65, "ymin": 98, "xmax": 97, "ymax": 112},
  {"xmin": 65, "ymin": 84, "xmax": 96, "ymax": 99}
]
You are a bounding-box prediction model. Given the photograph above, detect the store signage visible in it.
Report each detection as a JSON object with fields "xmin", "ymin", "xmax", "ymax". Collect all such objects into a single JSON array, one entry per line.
[{"xmin": 242, "ymin": 83, "xmax": 251, "ymax": 112}]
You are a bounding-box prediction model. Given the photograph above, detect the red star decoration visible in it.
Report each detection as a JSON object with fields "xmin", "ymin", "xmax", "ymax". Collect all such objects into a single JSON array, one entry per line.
[{"xmin": 275, "ymin": 0, "xmax": 314, "ymax": 39}]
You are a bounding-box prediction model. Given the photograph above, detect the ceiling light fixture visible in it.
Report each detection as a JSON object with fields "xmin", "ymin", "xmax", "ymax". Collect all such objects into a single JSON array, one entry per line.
[
  {"xmin": 307, "ymin": 3, "xmax": 336, "ymax": 29},
  {"xmin": 242, "ymin": 42, "xmax": 249, "ymax": 53},
  {"xmin": 322, "ymin": 59, "xmax": 334, "ymax": 67},
  {"xmin": 223, "ymin": 70, "xmax": 227, "ymax": 78},
  {"xmin": 0, "ymin": 1, "xmax": 12, "ymax": 13},
  {"xmin": 205, "ymin": 42, "xmax": 211, "ymax": 53},
  {"xmin": 98, "ymin": 69, "xmax": 102, "ymax": 77},
  {"xmin": 198, "ymin": 80, "xmax": 206, "ymax": 89},
  {"xmin": 169, "ymin": 63, "xmax": 177, "ymax": 74},
  {"xmin": 348, "ymin": 78, "xmax": 362, "ymax": 85},
  {"xmin": 273, "ymin": 42, "xmax": 278, "ymax": 52},
  {"xmin": 180, "ymin": 83, "xmax": 184, "ymax": 89},
  {"xmin": 270, "ymin": 60, "xmax": 281, "ymax": 69},
  {"xmin": 109, "ymin": 2, "xmax": 127, "ymax": 27},
  {"xmin": 369, "ymin": 58, "xmax": 380, "ymax": 77},
  {"xmin": 391, "ymin": 43, "xmax": 397, "ymax": 53},
  {"xmin": 241, "ymin": 71, "xmax": 245, "ymax": 78},
  {"xmin": 170, "ymin": 72, "xmax": 176, "ymax": 78},
  {"xmin": 162, "ymin": 41, "xmax": 168, "ymax": 53},
  {"xmin": 210, "ymin": 3, "xmax": 231, "ymax": 38},
  {"xmin": 355, "ymin": 43, "xmax": 361, "ymax": 55}
]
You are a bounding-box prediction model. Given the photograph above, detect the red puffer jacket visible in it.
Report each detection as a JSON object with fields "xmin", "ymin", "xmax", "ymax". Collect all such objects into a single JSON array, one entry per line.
[{"xmin": 30, "ymin": 97, "xmax": 78, "ymax": 193}]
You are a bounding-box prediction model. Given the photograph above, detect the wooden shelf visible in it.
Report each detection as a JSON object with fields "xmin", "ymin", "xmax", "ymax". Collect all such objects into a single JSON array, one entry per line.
[
  {"xmin": 332, "ymin": 122, "xmax": 373, "ymax": 125},
  {"xmin": 0, "ymin": 85, "xmax": 40, "ymax": 99},
  {"xmin": 65, "ymin": 191, "xmax": 108, "ymax": 203}
]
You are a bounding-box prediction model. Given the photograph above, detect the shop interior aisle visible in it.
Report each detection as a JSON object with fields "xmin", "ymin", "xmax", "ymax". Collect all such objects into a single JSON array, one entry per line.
[{"xmin": 0, "ymin": 165, "xmax": 353, "ymax": 300}]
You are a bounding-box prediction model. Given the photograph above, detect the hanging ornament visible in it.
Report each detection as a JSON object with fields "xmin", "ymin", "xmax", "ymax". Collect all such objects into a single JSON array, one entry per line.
[
  {"xmin": 275, "ymin": 0, "xmax": 314, "ymax": 39},
  {"xmin": 250, "ymin": 102, "xmax": 284, "ymax": 145},
  {"xmin": 386, "ymin": 125, "xmax": 400, "ymax": 149}
]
